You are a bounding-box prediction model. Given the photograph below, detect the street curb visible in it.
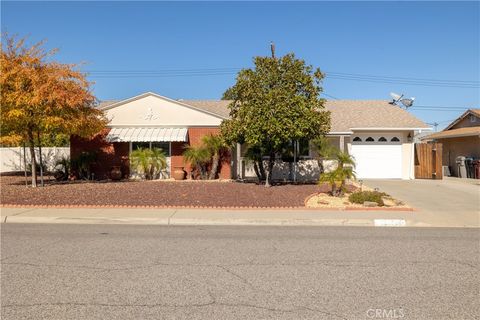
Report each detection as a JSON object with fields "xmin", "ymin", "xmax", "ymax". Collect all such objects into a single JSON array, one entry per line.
[{"xmin": 2, "ymin": 215, "xmax": 380, "ymax": 227}]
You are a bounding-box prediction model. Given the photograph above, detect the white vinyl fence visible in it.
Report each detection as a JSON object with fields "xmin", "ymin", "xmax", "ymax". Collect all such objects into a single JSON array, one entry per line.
[
  {"xmin": 241, "ymin": 158, "xmax": 339, "ymax": 182},
  {"xmin": 0, "ymin": 147, "xmax": 70, "ymax": 173}
]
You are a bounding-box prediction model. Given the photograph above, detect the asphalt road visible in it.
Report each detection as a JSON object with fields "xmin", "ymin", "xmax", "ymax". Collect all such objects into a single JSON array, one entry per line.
[{"xmin": 1, "ymin": 224, "xmax": 479, "ymax": 320}]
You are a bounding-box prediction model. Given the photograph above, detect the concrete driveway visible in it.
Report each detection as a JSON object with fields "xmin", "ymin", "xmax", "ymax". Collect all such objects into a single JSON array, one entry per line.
[{"xmin": 364, "ymin": 178, "xmax": 480, "ymax": 227}]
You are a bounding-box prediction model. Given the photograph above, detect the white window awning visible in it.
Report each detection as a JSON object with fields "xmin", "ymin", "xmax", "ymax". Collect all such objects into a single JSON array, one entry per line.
[{"xmin": 106, "ymin": 127, "xmax": 188, "ymax": 142}]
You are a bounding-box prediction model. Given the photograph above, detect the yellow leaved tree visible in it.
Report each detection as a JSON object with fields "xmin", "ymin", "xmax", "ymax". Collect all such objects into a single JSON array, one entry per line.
[{"xmin": 1, "ymin": 35, "xmax": 107, "ymax": 187}]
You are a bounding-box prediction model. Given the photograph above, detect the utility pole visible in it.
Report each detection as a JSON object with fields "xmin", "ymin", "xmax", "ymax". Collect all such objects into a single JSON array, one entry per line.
[{"xmin": 270, "ymin": 41, "xmax": 275, "ymax": 58}]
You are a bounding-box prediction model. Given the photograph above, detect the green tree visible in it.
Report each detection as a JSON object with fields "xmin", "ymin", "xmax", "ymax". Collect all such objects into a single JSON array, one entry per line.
[
  {"xmin": 201, "ymin": 134, "xmax": 227, "ymax": 180},
  {"xmin": 220, "ymin": 53, "xmax": 330, "ymax": 187}
]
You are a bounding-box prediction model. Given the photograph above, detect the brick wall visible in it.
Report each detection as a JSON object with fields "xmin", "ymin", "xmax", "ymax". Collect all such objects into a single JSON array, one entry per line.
[
  {"xmin": 70, "ymin": 129, "xmax": 130, "ymax": 180},
  {"xmin": 71, "ymin": 127, "xmax": 232, "ymax": 180},
  {"xmin": 178, "ymin": 128, "xmax": 231, "ymax": 179}
]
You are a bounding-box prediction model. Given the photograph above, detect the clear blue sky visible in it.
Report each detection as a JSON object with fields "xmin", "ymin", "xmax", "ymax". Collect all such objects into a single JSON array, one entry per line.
[{"xmin": 2, "ymin": 1, "xmax": 479, "ymax": 129}]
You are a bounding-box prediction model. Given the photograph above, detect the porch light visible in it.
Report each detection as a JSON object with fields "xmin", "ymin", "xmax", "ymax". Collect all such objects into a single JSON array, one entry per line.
[{"xmin": 407, "ymin": 133, "xmax": 413, "ymax": 142}]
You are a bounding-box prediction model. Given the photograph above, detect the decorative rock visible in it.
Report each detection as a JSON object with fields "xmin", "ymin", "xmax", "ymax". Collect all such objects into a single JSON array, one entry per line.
[{"xmin": 363, "ymin": 201, "xmax": 379, "ymax": 207}]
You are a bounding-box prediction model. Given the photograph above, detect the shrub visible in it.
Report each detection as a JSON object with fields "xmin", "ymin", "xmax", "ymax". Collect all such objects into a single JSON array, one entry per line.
[{"xmin": 348, "ymin": 191, "xmax": 385, "ymax": 206}]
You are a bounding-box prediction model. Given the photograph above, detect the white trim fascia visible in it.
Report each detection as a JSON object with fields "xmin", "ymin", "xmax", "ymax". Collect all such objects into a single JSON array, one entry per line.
[
  {"xmin": 99, "ymin": 92, "xmax": 227, "ymax": 120},
  {"xmin": 327, "ymin": 132, "xmax": 353, "ymax": 135},
  {"xmin": 430, "ymin": 132, "xmax": 480, "ymax": 139},
  {"xmin": 106, "ymin": 124, "xmax": 219, "ymax": 128},
  {"xmin": 349, "ymin": 127, "xmax": 432, "ymax": 131}
]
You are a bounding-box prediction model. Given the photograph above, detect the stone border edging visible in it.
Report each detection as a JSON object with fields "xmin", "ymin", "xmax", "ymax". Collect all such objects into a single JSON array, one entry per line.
[{"xmin": 303, "ymin": 193, "xmax": 414, "ymax": 212}]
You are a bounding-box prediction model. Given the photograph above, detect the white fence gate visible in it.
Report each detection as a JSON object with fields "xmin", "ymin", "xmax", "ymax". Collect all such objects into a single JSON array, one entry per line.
[{"xmin": 0, "ymin": 147, "xmax": 70, "ymax": 173}]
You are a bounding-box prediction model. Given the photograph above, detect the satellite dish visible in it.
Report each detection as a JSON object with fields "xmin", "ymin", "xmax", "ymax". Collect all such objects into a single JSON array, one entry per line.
[
  {"xmin": 400, "ymin": 97, "xmax": 415, "ymax": 108},
  {"xmin": 390, "ymin": 92, "xmax": 403, "ymax": 105},
  {"xmin": 389, "ymin": 92, "xmax": 415, "ymax": 108}
]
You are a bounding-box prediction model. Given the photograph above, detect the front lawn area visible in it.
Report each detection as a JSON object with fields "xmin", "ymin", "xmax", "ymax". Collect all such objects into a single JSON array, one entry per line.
[{"xmin": 1, "ymin": 176, "xmax": 344, "ymax": 208}]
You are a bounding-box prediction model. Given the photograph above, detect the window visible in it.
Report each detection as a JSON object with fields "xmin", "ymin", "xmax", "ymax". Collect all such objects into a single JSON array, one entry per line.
[
  {"xmin": 470, "ymin": 114, "xmax": 477, "ymax": 123},
  {"xmin": 151, "ymin": 142, "xmax": 170, "ymax": 156},
  {"xmin": 366, "ymin": 137, "xmax": 374, "ymax": 142},
  {"xmin": 132, "ymin": 142, "xmax": 150, "ymax": 150},
  {"xmin": 353, "ymin": 137, "xmax": 362, "ymax": 142},
  {"xmin": 298, "ymin": 139, "xmax": 310, "ymax": 157},
  {"xmin": 131, "ymin": 142, "xmax": 171, "ymax": 156},
  {"xmin": 378, "ymin": 137, "xmax": 387, "ymax": 142},
  {"xmin": 391, "ymin": 137, "xmax": 400, "ymax": 142}
]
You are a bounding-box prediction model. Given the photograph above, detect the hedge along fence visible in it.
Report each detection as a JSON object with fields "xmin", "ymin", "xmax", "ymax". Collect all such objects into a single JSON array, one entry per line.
[{"xmin": 0, "ymin": 147, "xmax": 69, "ymax": 173}]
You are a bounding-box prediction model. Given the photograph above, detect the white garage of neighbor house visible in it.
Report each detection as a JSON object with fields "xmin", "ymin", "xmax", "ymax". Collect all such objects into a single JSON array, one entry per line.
[{"xmin": 238, "ymin": 100, "xmax": 430, "ymax": 180}]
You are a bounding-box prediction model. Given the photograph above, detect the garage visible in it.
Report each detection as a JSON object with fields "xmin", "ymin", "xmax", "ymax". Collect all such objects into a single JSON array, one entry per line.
[{"xmin": 350, "ymin": 135, "xmax": 403, "ymax": 179}]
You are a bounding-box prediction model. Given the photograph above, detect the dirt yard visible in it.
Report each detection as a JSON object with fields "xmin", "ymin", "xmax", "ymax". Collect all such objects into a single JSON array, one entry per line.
[{"xmin": 0, "ymin": 176, "xmax": 347, "ymax": 208}]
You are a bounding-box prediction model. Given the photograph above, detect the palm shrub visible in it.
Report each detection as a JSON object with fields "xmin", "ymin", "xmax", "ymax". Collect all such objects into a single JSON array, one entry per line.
[
  {"xmin": 183, "ymin": 145, "xmax": 210, "ymax": 179},
  {"xmin": 201, "ymin": 134, "xmax": 228, "ymax": 180},
  {"xmin": 54, "ymin": 156, "xmax": 71, "ymax": 181},
  {"xmin": 130, "ymin": 147, "xmax": 167, "ymax": 180},
  {"xmin": 71, "ymin": 151, "xmax": 96, "ymax": 180},
  {"xmin": 335, "ymin": 151, "xmax": 356, "ymax": 193},
  {"xmin": 318, "ymin": 150, "xmax": 356, "ymax": 196}
]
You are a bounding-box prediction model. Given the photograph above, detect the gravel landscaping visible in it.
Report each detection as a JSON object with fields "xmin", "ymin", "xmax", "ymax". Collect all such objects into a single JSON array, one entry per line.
[{"xmin": 0, "ymin": 176, "xmax": 338, "ymax": 208}]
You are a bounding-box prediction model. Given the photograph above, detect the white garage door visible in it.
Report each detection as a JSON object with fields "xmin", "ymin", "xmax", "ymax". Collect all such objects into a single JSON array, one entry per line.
[{"xmin": 350, "ymin": 138, "xmax": 402, "ymax": 179}]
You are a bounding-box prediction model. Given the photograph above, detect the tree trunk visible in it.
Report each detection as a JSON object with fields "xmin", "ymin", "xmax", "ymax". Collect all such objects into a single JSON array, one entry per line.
[
  {"xmin": 331, "ymin": 182, "xmax": 337, "ymax": 197},
  {"xmin": 265, "ymin": 152, "xmax": 275, "ymax": 187},
  {"xmin": 258, "ymin": 159, "xmax": 266, "ymax": 181},
  {"xmin": 339, "ymin": 179, "xmax": 347, "ymax": 196},
  {"xmin": 317, "ymin": 158, "xmax": 325, "ymax": 174},
  {"xmin": 23, "ymin": 143, "xmax": 28, "ymax": 187},
  {"xmin": 27, "ymin": 131, "xmax": 37, "ymax": 187},
  {"xmin": 252, "ymin": 161, "xmax": 261, "ymax": 182},
  {"xmin": 209, "ymin": 153, "xmax": 220, "ymax": 180},
  {"xmin": 37, "ymin": 131, "xmax": 44, "ymax": 187}
]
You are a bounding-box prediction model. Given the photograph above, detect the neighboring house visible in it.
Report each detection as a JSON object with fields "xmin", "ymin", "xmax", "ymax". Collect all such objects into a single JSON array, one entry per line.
[
  {"xmin": 71, "ymin": 92, "xmax": 430, "ymax": 180},
  {"xmin": 421, "ymin": 109, "xmax": 480, "ymax": 177}
]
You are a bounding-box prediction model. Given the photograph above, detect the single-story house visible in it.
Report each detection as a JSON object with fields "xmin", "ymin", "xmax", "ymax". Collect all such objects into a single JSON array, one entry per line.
[
  {"xmin": 421, "ymin": 109, "xmax": 480, "ymax": 177},
  {"xmin": 71, "ymin": 92, "xmax": 430, "ymax": 180}
]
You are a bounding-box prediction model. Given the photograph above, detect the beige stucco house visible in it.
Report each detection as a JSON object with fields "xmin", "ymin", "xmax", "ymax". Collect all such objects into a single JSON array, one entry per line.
[{"xmin": 73, "ymin": 92, "xmax": 430, "ymax": 181}]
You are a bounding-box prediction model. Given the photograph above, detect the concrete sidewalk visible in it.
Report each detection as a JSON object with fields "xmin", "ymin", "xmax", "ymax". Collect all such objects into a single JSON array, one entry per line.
[{"xmin": 1, "ymin": 206, "xmax": 478, "ymax": 228}]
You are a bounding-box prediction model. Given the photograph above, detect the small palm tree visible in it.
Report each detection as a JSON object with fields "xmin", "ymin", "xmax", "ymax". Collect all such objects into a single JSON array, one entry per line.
[
  {"xmin": 183, "ymin": 145, "xmax": 210, "ymax": 179},
  {"xmin": 130, "ymin": 147, "xmax": 167, "ymax": 180},
  {"xmin": 335, "ymin": 150, "xmax": 356, "ymax": 193},
  {"xmin": 319, "ymin": 150, "xmax": 356, "ymax": 196},
  {"xmin": 201, "ymin": 134, "xmax": 227, "ymax": 180}
]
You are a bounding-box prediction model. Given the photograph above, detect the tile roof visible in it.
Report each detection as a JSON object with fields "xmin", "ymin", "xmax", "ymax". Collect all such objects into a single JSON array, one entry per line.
[{"xmin": 422, "ymin": 127, "xmax": 480, "ymax": 140}]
